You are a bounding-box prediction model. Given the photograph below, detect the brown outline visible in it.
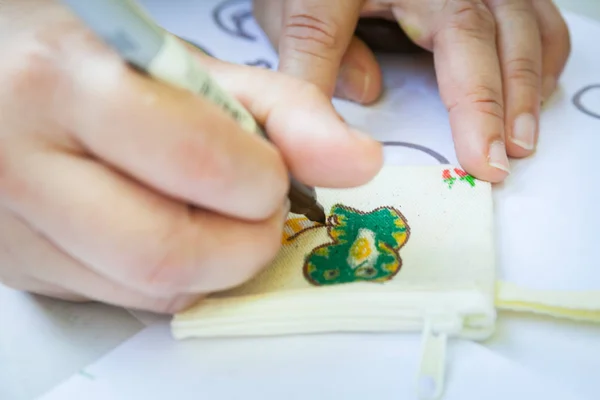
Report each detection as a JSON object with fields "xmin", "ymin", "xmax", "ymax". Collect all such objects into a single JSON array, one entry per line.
[
  {"xmin": 283, "ymin": 220, "xmax": 326, "ymax": 244},
  {"xmin": 302, "ymin": 204, "xmax": 411, "ymax": 286}
]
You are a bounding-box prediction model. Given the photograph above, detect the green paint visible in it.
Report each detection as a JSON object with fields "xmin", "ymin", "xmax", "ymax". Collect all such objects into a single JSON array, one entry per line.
[
  {"xmin": 459, "ymin": 174, "xmax": 476, "ymax": 187},
  {"xmin": 444, "ymin": 176, "xmax": 457, "ymax": 189},
  {"xmin": 303, "ymin": 204, "xmax": 410, "ymax": 286}
]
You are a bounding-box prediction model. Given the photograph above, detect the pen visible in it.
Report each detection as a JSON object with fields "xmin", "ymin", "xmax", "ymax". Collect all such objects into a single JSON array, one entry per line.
[{"xmin": 60, "ymin": 0, "xmax": 326, "ymax": 224}]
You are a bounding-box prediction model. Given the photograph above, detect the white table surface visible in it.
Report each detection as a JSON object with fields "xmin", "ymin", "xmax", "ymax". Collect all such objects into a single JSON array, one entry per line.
[{"xmin": 2, "ymin": 1, "xmax": 600, "ymax": 400}]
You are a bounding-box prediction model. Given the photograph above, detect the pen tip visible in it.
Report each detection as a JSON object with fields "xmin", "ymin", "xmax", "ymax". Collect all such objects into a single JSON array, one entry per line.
[{"xmin": 305, "ymin": 203, "xmax": 326, "ymax": 225}]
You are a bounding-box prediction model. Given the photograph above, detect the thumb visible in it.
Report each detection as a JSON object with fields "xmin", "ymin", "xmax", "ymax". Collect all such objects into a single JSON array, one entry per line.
[
  {"xmin": 333, "ymin": 35, "xmax": 382, "ymax": 104},
  {"xmin": 277, "ymin": 0, "xmax": 368, "ymax": 99}
]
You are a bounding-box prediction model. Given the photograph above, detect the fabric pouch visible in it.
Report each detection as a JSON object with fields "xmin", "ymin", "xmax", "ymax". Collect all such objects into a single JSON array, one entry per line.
[
  {"xmin": 172, "ymin": 165, "xmax": 497, "ymax": 399},
  {"xmin": 171, "ymin": 163, "xmax": 600, "ymax": 398}
]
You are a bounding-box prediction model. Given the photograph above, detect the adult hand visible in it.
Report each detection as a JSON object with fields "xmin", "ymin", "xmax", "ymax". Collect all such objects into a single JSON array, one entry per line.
[
  {"xmin": 253, "ymin": 0, "xmax": 571, "ymax": 182},
  {"xmin": 0, "ymin": 0, "xmax": 382, "ymax": 313}
]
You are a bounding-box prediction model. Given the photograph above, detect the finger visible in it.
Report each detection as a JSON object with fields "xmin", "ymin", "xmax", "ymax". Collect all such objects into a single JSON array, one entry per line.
[
  {"xmin": 35, "ymin": 290, "xmax": 90, "ymax": 303},
  {"xmin": 1, "ymin": 147, "xmax": 290, "ymax": 298},
  {"xmin": 34, "ymin": 273, "xmax": 199, "ymax": 313},
  {"xmin": 0, "ymin": 211, "xmax": 89, "ymax": 303},
  {"xmin": 433, "ymin": 1, "xmax": 510, "ymax": 182},
  {"xmin": 253, "ymin": 0, "xmax": 285, "ymax": 45},
  {"xmin": 0, "ymin": 263, "xmax": 88, "ymax": 303},
  {"xmin": 486, "ymin": 0, "xmax": 542, "ymax": 156},
  {"xmin": 55, "ymin": 31, "xmax": 288, "ymax": 221},
  {"xmin": 200, "ymin": 58, "xmax": 383, "ymax": 187},
  {"xmin": 531, "ymin": 0, "xmax": 571, "ymax": 102},
  {"xmin": 333, "ymin": 35, "xmax": 382, "ymax": 104},
  {"xmin": 277, "ymin": 0, "xmax": 368, "ymax": 101},
  {"xmin": 29, "ymin": 283, "xmax": 91, "ymax": 303},
  {"xmin": 0, "ymin": 209, "xmax": 201, "ymax": 312}
]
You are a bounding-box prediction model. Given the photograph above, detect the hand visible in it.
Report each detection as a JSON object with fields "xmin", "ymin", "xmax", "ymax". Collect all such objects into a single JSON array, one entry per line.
[
  {"xmin": 253, "ymin": 0, "xmax": 571, "ymax": 182},
  {"xmin": 0, "ymin": 0, "xmax": 382, "ymax": 313}
]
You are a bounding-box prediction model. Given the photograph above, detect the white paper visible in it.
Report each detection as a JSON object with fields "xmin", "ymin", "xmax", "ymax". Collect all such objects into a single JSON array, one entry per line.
[
  {"xmin": 40, "ymin": 324, "xmax": 584, "ymax": 400},
  {"xmin": 0, "ymin": 286, "xmax": 143, "ymax": 400}
]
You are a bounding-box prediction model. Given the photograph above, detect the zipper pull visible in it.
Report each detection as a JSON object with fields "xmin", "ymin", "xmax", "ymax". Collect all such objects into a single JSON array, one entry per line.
[{"xmin": 416, "ymin": 316, "xmax": 455, "ymax": 400}]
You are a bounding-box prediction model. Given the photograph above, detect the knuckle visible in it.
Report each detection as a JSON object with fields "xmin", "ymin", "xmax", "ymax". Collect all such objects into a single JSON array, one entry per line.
[
  {"xmin": 442, "ymin": 1, "xmax": 496, "ymax": 41},
  {"xmin": 173, "ymin": 134, "xmax": 287, "ymax": 220},
  {"xmin": 488, "ymin": 0, "xmax": 531, "ymax": 14},
  {"xmin": 139, "ymin": 251, "xmax": 183, "ymax": 296},
  {"xmin": 297, "ymin": 80, "xmax": 328, "ymax": 101},
  {"xmin": 173, "ymin": 135, "xmax": 233, "ymax": 189},
  {"xmin": 132, "ymin": 213, "xmax": 203, "ymax": 296},
  {"xmin": 447, "ymin": 85, "xmax": 504, "ymax": 121},
  {"xmin": 505, "ymin": 57, "xmax": 540, "ymax": 87},
  {"xmin": 283, "ymin": 13, "xmax": 341, "ymax": 58}
]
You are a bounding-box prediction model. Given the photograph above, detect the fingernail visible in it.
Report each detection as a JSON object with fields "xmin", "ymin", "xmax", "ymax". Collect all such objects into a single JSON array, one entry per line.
[
  {"xmin": 511, "ymin": 113, "xmax": 536, "ymax": 150},
  {"xmin": 542, "ymin": 76, "xmax": 556, "ymax": 103},
  {"xmin": 401, "ymin": 23, "xmax": 421, "ymax": 42},
  {"xmin": 488, "ymin": 141, "xmax": 511, "ymax": 173},
  {"xmin": 338, "ymin": 64, "xmax": 370, "ymax": 103}
]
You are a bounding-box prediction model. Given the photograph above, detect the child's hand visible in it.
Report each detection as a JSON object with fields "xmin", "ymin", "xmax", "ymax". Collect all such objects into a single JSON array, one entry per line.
[
  {"xmin": 253, "ymin": 0, "xmax": 571, "ymax": 182},
  {"xmin": 0, "ymin": 0, "xmax": 382, "ymax": 313}
]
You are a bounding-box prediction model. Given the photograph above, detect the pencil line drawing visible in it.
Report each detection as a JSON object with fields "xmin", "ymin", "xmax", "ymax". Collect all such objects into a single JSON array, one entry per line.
[
  {"xmin": 572, "ymin": 84, "xmax": 600, "ymax": 120},
  {"xmin": 245, "ymin": 59, "xmax": 273, "ymax": 69},
  {"xmin": 381, "ymin": 141, "xmax": 450, "ymax": 164},
  {"xmin": 213, "ymin": 0, "xmax": 256, "ymax": 41}
]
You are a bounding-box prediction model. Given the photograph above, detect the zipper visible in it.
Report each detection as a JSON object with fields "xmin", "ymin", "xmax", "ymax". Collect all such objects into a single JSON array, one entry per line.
[{"xmin": 416, "ymin": 313, "xmax": 464, "ymax": 400}]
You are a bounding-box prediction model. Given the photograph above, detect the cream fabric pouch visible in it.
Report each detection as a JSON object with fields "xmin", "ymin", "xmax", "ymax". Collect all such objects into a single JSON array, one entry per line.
[
  {"xmin": 173, "ymin": 165, "xmax": 496, "ymax": 340},
  {"xmin": 172, "ymin": 165, "xmax": 497, "ymax": 398}
]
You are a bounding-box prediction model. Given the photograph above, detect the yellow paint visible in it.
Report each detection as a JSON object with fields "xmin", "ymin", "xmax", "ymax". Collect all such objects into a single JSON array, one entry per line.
[
  {"xmin": 330, "ymin": 228, "xmax": 343, "ymax": 241},
  {"xmin": 349, "ymin": 237, "xmax": 372, "ymax": 262},
  {"xmin": 382, "ymin": 261, "xmax": 399, "ymax": 273},
  {"xmin": 323, "ymin": 269, "xmax": 340, "ymax": 280},
  {"xmin": 314, "ymin": 247, "xmax": 329, "ymax": 257},
  {"xmin": 281, "ymin": 217, "xmax": 318, "ymax": 245},
  {"xmin": 392, "ymin": 231, "xmax": 407, "ymax": 246},
  {"xmin": 377, "ymin": 242, "xmax": 394, "ymax": 255},
  {"xmin": 287, "ymin": 217, "xmax": 305, "ymax": 233},
  {"xmin": 394, "ymin": 218, "xmax": 406, "ymax": 229}
]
